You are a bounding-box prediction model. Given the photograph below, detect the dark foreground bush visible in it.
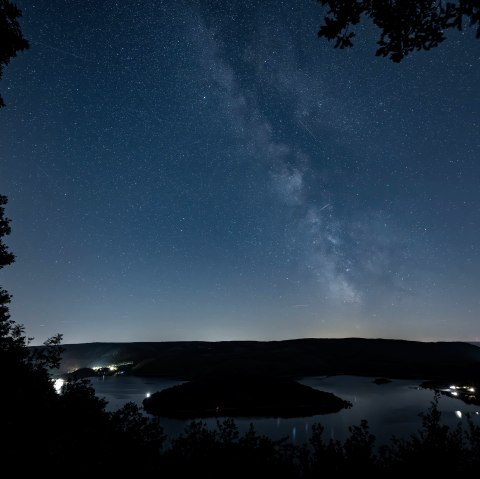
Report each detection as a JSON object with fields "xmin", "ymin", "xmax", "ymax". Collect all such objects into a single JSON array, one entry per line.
[{"xmin": 2, "ymin": 196, "xmax": 480, "ymax": 476}]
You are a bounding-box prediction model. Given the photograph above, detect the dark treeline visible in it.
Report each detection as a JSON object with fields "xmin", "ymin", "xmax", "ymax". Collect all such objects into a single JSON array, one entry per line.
[
  {"xmin": 6, "ymin": 352, "xmax": 480, "ymax": 477},
  {"xmin": 55, "ymin": 338, "xmax": 480, "ymax": 382},
  {"xmin": 3, "ymin": 195, "xmax": 480, "ymax": 475},
  {"xmin": 2, "ymin": 2, "xmax": 480, "ymax": 475}
]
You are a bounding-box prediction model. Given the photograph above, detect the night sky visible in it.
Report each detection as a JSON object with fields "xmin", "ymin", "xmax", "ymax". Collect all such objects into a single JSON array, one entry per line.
[{"xmin": 1, "ymin": 0, "xmax": 480, "ymax": 345}]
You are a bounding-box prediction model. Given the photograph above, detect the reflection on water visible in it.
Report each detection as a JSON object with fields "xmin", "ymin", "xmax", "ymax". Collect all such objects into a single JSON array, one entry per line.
[
  {"xmin": 90, "ymin": 375, "xmax": 183, "ymax": 412},
  {"xmin": 90, "ymin": 375, "xmax": 480, "ymax": 446}
]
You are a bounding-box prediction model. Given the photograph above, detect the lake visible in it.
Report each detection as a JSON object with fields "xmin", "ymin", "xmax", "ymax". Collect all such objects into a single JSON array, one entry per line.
[{"xmin": 90, "ymin": 374, "xmax": 480, "ymax": 446}]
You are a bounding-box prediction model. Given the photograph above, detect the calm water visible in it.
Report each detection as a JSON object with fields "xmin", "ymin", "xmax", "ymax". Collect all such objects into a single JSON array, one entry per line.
[
  {"xmin": 89, "ymin": 375, "xmax": 183, "ymax": 411},
  {"xmin": 90, "ymin": 375, "xmax": 480, "ymax": 446}
]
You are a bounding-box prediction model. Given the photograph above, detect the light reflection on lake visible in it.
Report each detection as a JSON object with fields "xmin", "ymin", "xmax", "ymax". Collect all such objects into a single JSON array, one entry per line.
[
  {"xmin": 90, "ymin": 374, "xmax": 480, "ymax": 446},
  {"xmin": 90, "ymin": 375, "xmax": 184, "ymax": 411}
]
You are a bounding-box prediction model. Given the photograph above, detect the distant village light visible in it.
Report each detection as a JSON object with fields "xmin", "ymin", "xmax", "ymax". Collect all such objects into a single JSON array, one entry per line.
[{"xmin": 53, "ymin": 378, "xmax": 65, "ymax": 393}]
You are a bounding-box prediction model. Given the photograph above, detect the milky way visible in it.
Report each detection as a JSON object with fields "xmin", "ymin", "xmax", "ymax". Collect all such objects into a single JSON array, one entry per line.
[{"xmin": 1, "ymin": 0, "xmax": 480, "ymax": 344}]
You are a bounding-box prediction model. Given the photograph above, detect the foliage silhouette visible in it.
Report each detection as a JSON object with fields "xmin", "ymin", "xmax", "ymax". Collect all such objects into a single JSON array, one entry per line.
[
  {"xmin": 1, "ymin": 197, "xmax": 165, "ymax": 474},
  {"xmin": 161, "ymin": 419, "xmax": 297, "ymax": 479},
  {"xmin": 317, "ymin": 0, "xmax": 480, "ymax": 62},
  {"xmin": 0, "ymin": 0, "xmax": 29, "ymax": 107},
  {"xmin": 2, "ymin": 3, "xmax": 480, "ymax": 475},
  {"xmin": 3, "ymin": 192, "xmax": 480, "ymax": 475},
  {"xmin": 378, "ymin": 393, "xmax": 470, "ymax": 473}
]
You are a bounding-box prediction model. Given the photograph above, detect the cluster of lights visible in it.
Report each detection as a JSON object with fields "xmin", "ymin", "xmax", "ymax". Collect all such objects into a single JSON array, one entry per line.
[
  {"xmin": 449, "ymin": 385, "xmax": 476, "ymax": 393},
  {"xmin": 447, "ymin": 385, "xmax": 477, "ymax": 400},
  {"xmin": 92, "ymin": 361, "xmax": 134, "ymax": 373},
  {"xmin": 92, "ymin": 365, "xmax": 118, "ymax": 372},
  {"xmin": 449, "ymin": 386, "xmax": 480, "ymax": 420}
]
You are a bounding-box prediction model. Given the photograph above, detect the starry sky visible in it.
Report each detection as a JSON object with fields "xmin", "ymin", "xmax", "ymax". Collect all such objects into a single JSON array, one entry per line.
[{"xmin": 1, "ymin": 0, "xmax": 480, "ymax": 345}]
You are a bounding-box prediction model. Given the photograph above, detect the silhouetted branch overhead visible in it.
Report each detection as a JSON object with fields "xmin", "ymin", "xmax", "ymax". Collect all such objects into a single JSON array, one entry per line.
[
  {"xmin": 0, "ymin": 0, "xmax": 29, "ymax": 107},
  {"xmin": 317, "ymin": 0, "xmax": 480, "ymax": 62}
]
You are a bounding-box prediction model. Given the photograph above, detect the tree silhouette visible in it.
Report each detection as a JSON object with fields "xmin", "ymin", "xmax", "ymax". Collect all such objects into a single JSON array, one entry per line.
[
  {"xmin": 0, "ymin": 194, "xmax": 167, "ymax": 473},
  {"xmin": 378, "ymin": 394, "xmax": 469, "ymax": 473},
  {"xmin": 317, "ymin": 0, "xmax": 480, "ymax": 62},
  {"xmin": 0, "ymin": 195, "xmax": 15, "ymax": 337},
  {"xmin": 0, "ymin": 0, "xmax": 29, "ymax": 107},
  {"xmin": 3, "ymin": 2, "xmax": 480, "ymax": 474}
]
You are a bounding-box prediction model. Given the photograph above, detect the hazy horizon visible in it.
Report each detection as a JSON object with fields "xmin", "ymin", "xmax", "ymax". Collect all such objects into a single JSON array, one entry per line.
[{"xmin": 35, "ymin": 337, "xmax": 480, "ymax": 347}]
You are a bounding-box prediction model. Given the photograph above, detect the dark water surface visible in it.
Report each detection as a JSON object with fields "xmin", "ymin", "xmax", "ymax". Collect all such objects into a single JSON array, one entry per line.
[{"xmin": 90, "ymin": 375, "xmax": 480, "ymax": 446}]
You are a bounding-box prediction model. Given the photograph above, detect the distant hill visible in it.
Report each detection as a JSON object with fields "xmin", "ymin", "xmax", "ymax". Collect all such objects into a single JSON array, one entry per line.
[{"xmin": 49, "ymin": 338, "xmax": 480, "ymax": 383}]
